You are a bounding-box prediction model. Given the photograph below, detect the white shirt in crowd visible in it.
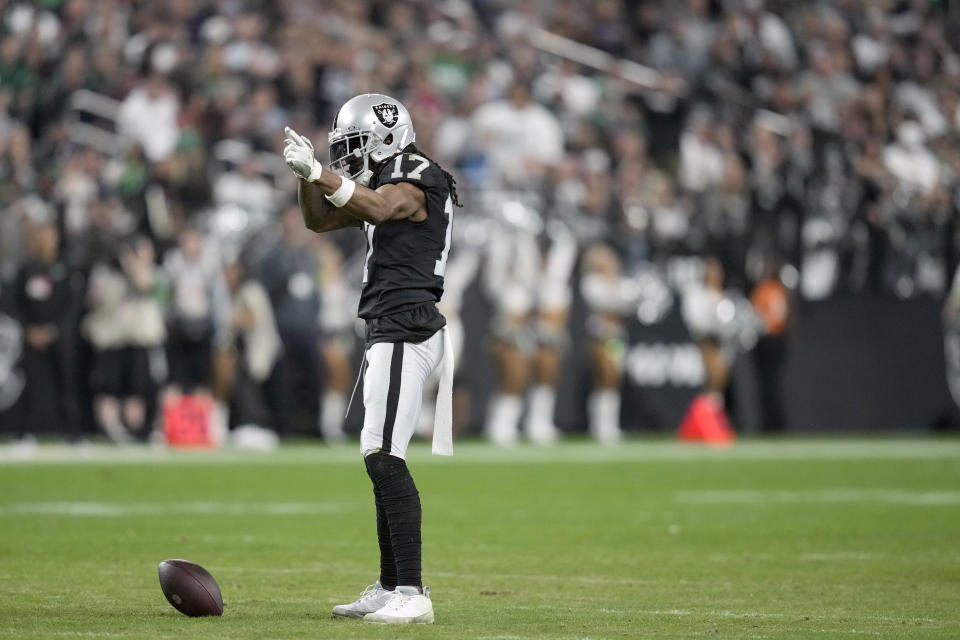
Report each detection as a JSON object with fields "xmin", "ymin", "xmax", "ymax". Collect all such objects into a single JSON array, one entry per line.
[
  {"xmin": 117, "ymin": 83, "xmax": 180, "ymax": 163},
  {"xmin": 679, "ymin": 130, "xmax": 725, "ymax": 193},
  {"xmin": 471, "ymin": 99, "xmax": 564, "ymax": 185},
  {"xmin": 883, "ymin": 122, "xmax": 941, "ymax": 196}
]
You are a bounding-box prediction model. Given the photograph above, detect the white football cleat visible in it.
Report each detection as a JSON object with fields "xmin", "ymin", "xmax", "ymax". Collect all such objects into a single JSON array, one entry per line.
[
  {"xmin": 363, "ymin": 585, "xmax": 434, "ymax": 624},
  {"xmin": 332, "ymin": 581, "xmax": 394, "ymax": 619}
]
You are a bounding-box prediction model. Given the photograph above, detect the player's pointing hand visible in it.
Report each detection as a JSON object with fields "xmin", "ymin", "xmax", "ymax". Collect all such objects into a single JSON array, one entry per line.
[
  {"xmin": 284, "ymin": 126, "xmax": 313, "ymax": 151},
  {"xmin": 283, "ymin": 126, "xmax": 323, "ymax": 182}
]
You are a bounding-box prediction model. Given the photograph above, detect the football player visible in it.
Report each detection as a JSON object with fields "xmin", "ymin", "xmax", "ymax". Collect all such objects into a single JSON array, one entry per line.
[{"xmin": 282, "ymin": 94, "xmax": 460, "ymax": 625}]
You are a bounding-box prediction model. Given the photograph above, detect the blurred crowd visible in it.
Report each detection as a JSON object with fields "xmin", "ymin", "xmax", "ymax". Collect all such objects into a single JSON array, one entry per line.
[{"xmin": 1, "ymin": 0, "xmax": 959, "ymax": 444}]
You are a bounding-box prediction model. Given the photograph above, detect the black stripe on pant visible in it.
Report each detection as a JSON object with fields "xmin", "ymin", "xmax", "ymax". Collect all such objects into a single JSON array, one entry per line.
[{"xmin": 381, "ymin": 343, "xmax": 404, "ymax": 454}]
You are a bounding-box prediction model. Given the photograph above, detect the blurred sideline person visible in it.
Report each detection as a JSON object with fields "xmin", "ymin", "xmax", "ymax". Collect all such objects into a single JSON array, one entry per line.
[
  {"xmin": 224, "ymin": 255, "xmax": 286, "ymax": 434},
  {"xmin": 680, "ymin": 257, "xmax": 734, "ymax": 438},
  {"xmin": 258, "ymin": 207, "xmax": 323, "ymax": 436},
  {"xmin": 482, "ymin": 216, "xmax": 538, "ymax": 446},
  {"xmin": 750, "ymin": 262, "xmax": 790, "ymax": 432},
  {"xmin": 316, "ymin": 240, "xmax": 355, "ymax": 443},
  {"xmin": 525, "ymin": 225, "xmax": 578, "ymax": 445},
  {"xmin": 580, "ymin": 245, "xmax": 634, "ymax": 445},
  {"xmin": 163, "ymin": 225, "xmax": 230, "ymax": 394},
  {"xmin": 283, "ymin": 93, "xmax": 460, "ymax": 624},
  {"xmin": 683, "ymin": 259, "xmax": 729, "ymax": 394},
  {"xmin": 680, "ymin": 257, "xmax": 762, "ymax": 441},
  {"xmin": 14, "ymin": 218, "xmax": 80, "ymax": 445},
  {"xmin": 483, "ymin": 218, "xmax": 577, "ymax": 447},
  {"xmin": 83, "ymin": 236, "xmax": 166, "ymax": 442}
]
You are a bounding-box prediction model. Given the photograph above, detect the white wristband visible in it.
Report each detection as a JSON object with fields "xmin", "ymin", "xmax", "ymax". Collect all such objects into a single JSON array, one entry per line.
[{"xmin": 324, "ymin": 176, "xmax": 356, "ymax": 207}]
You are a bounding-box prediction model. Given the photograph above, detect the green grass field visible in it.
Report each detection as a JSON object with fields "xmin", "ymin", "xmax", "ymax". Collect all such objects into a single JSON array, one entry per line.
[{"xmin": 1, "ymin": 439, "xmax": 959, "ymax": 639}]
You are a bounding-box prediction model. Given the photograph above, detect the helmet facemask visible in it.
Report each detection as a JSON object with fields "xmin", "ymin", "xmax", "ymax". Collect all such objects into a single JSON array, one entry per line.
[{"xmin": 328, "ymin": 131, "xmax": 381, "ymax": 186}]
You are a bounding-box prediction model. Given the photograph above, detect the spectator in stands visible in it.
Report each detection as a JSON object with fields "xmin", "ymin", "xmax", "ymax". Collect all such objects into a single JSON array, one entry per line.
[
  {"xmin": 83, "ymin": 236, "xmax": 166, "ymax": 442},
  {"xmin": 55, "ymin": 149, "xmax": 103, "ymax": 243},
  {"xmin": 224, "ymin": 254, "xmax": 287, "ymax": 434},
  {"xmin": 470, "ymin": 80, "xmax": 564, "ymax": 189},
  {"xmin": 163, "ymin": 225, "xmax": 230, "ymax": 394},
  {"xmin": 0, "ymin": 196, "xmax": 28, "ymax": 282},
  {"xmin": 679, "ymin": 108, "xmax": 725, "ymax": 195},
  {"xmin": 0, "ymin": 122, "xmax": 36, "ymax": 204},
  {"xmin": 117, "ymin": 72, "xmax": 180, "ymax": 164},
  {"xmin": 883, "ymin": 120, "xmax": 941, "ymax": 196},
  {"xmin": 258, "ymin": 206, "xmax": 322, "ymax": 436},
  {"xmin": 14, "ymin": 217, "xmax": 80, "ymax": 444}
]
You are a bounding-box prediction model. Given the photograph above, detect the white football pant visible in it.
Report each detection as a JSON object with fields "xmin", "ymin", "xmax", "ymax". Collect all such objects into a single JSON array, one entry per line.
[{"xmin": 361, "ymin": 329, "xmax": 445, "ymax": 460}]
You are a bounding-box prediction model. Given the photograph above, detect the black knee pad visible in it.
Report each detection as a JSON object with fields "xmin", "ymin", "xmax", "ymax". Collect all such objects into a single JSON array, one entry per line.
[
  {"xmin": 364, "ymin": 452, "xmax": 418, "ymax": 497},
  {"xmin": 364, "ymin": 454, "xmax": 421, "ymax": 523}
]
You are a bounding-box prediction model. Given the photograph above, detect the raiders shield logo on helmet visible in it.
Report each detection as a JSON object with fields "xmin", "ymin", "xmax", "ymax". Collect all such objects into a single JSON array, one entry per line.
[{"xmin": 372, "ymin": 103, "xmax": 399, "ymax": 128}]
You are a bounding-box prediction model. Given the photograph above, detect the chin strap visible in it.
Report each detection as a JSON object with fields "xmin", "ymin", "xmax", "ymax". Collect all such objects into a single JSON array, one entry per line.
[{"xmin": 432, "ymin": 326, "xmax": 455, "ymax": 456}]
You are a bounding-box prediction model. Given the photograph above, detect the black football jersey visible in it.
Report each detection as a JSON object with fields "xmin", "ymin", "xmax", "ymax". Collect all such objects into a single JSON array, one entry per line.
[{"xmin": 357, "ymin": 150, "xmax": 453, "ymax": 326}]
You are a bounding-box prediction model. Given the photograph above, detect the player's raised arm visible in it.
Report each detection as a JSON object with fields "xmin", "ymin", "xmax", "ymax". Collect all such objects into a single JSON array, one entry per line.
[
  {"xmin": 283, "ymin": 127, "xmax": 361, "ymax": 232},
  {"xmin": 314, "ymin": 173, "xmax": 426, "ymax": 226},
  {"xmin": 296, "ymin": 179, "xmax": 362, "ymax": 232},
  {"xmin": 283, "ymin": 125, "xmax": 424, "ymax": 226}
]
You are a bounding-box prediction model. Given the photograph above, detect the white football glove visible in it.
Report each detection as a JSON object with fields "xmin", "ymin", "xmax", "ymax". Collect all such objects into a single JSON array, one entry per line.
[{"xmin": 283, "ymin": 126, "xmax": 323, "ymax": 182}]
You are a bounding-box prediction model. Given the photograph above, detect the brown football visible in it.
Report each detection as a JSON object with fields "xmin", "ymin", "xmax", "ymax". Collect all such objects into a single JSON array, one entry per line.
[{"xmin": 158, "ymin": 559, "xmax": 224, "ymax": 617}]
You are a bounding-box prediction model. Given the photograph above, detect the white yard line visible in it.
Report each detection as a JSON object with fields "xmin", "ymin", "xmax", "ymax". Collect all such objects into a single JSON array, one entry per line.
[
  {"xmin": 676, "ymin": 488, "xmax": 960, "ymax": 506},
  {"xmin": 0, "ymin": 500, "xmax": 358, "ymax": 517},
  {"xmin": 1, "ymin": 439, "xmax": 959, "ymax": 466},
  {"xmin": 798, "ymin": 552, "xmax": 879, "ymax": 561},
  {"xmin": 475, "ymin": 637, "xmax": 619, "ymax": 640},
  {"xmin": 0, "ymin": 633, "xmax": 173, "ymax": 639},
  {"xmin": 626, "ymin": 609, "xmax": 942, "ymax": 626},
  {"xmin": 429, "ymin": 570, "xmax": 732, "ymax": 587}
]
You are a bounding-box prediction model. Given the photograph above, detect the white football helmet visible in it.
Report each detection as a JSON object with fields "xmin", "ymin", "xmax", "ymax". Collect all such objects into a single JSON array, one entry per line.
[{"xmin": 328, "ymin": 93, "xmax": 416, "ymax": 186}]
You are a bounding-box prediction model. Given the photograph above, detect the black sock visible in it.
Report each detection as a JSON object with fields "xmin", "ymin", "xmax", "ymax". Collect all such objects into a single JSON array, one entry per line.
[
  {"xmin": 372, "ymin": 485, "xmax": 396, "ymax": 589},
  {"xmin": 364, "ymin": 452, "xmax": 422, "ymax": 587}
]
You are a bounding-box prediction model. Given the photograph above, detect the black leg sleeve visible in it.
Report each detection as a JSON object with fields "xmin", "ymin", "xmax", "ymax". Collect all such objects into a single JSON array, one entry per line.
[
  {"xmin": 372, "ymin": 484, "xmax": 397, "ymax": 590},
  {"xmin": 364, "ymin": 452, "xmax": 422, "ymax": 588}
]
